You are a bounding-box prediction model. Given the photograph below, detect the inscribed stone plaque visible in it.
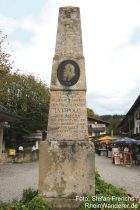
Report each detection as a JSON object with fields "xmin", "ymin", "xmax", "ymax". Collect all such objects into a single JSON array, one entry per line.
[{"xmin": 47, "ymin": 90, "xmax": 88, "ymax": 141}]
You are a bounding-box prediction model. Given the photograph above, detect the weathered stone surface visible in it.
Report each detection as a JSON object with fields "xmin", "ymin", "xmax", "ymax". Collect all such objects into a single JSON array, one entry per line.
[
  {"xmin": 47, "ymin": 91, "xmax": 88, "ymax": 141},
  {"xmin": 50, "ymin": 6, "xmax": 86, "ymax": 91},
  {"xmin": 39, "ymin": 140, "xmax": 95, "ymax": 205},
  {"xmin": 39, "ymin": 6, "xmax": 95, "ymax": 209},
  {"xmin": 50, "ymin": 57, "xmax": 87, "ymax": 91},
  {"xmin": 47, "ymin": 6, "xmax": 88, "ymax": 141},
  {"xmin": 55, "ymin": 7, "xmax": 83, "ymax": 58},
  {"xmin": 43, "ymin": 198, "xmax": 81, "ymax": 210}
]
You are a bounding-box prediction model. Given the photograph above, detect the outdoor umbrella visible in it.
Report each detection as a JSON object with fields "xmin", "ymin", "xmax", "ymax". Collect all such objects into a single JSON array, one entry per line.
[
  {"xmin": 112, "ymin": 137, "xmax": 138, "ymax": 145},
  {"xmin": 98, "ymin": 135, "xmax": 118, "ymax": 141},
  {"xmin": 100, "ymin": 140, "xmax": 109, "ymax": 144}
]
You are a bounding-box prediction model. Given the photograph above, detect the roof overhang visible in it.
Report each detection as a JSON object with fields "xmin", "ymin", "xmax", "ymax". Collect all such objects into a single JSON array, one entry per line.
[
  {"xmin": 0, "ymin": 105, "xmax": 18, "ymax": 122},
  {"xmin": 88, "ymin": 116, "xmax": 110, "ymax": 126}
]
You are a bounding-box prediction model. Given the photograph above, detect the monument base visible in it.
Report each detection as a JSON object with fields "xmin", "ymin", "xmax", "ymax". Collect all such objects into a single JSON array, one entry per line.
[
  {"xmin": 39, "ymin": 140, "xmax": 95, "ymax": 209},
  {"xmin": 43, "ymin": 197, "xmax": 81, "ymax": 210}
]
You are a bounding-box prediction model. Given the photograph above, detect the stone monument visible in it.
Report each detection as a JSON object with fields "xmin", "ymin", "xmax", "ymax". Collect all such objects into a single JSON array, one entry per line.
[{"xmin": 39, "ymin": 6, "xmax": 95, "ymax": 210}]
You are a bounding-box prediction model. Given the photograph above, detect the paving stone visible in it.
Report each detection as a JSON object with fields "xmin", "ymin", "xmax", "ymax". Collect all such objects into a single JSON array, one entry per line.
[
  {"xmin": 0, "ymin": 156, "xmax": 139, "ymax": 202},
  {"xmin": 0, "ymin": 162, "xmax": 38, "ymax": 202},
  {"xmin": 95, "ymin": 154, "xmax": 140, "ymax": 197}
]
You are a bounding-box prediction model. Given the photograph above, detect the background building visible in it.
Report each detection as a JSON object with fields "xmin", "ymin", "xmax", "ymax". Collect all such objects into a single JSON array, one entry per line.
[
  {"xmin": 118, "ymin": 95, "xmax": 140, "ymax": 139},
  {"xmin": 88, "ymin": 116, "xmax": 110, "ymax": 137}
]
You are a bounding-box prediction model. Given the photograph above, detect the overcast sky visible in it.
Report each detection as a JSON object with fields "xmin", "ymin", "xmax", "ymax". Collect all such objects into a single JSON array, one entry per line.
[{"xmin": 0, "ymin": 0, "xmax": 140, "ymax": 115}]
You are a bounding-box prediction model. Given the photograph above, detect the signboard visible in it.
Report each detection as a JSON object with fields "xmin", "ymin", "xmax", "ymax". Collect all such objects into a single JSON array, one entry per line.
[
  {"xmin": 124, "ymin": 152, "xmax": 132, "ymax": 165},
  {"xmin": 8, "ymin": 149, "xmax": 16, "ymax": 156},
  {"xmin": 112, "ymin": 148, "xmax": 120, "ymax": 165},
  {"xmin": 114, "ymin": 156, "xmax": 120, "ymax": 165}
]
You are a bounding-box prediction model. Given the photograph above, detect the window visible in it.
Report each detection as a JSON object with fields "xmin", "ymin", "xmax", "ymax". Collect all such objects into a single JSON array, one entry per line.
[
  {"xmin": 136, "ymin": 112, "xmax": 139, "ymax": 120},
  {"xmin": 136, "ymin": 110, "xmax": 140, "ymax": 120}
]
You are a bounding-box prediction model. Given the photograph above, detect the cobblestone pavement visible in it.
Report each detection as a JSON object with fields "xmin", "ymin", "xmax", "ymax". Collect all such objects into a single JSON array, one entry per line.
[
  {"xmin": 0, "ymin": 156, "xmax": 140, "ymax": 202},
  {"xmin": 95, "ymin": 154, "xmax": 140, "ymax": 197},
  {"xmin": 0, "ymin": 161, "xmax": 38, "ymax": 202}
]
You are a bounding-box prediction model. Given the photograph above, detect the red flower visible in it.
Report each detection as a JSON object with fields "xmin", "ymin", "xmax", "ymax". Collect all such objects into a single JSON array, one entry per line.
[
  {"xmin": 127, "ymin": 193, "xmax": 139, "ymax": 202},
  {"xmin": 127, "ymin": 193, "xmax": 133, "ymax": 197}
]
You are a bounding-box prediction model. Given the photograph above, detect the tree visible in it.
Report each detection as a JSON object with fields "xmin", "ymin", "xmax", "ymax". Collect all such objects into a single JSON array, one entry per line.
[
  {"xmin": 87, "ymin": 107, "xmax": 100, "ymax": 119},
  {"xmin": 9, "ymin": 73, "xmax": 50, "ymax": 132},
  {"xmin": 101, "ymin": 115, "xmax": 124, "ymax": 135},
  {"xmin": 0, "ymin": 30, "xmax": 50, "ymax": 146},
  {"xmin": 0, "ymin": 30, "xmax": 13, "ymax": 75},
  {"xmin": 1, "ymin": 72, "xmax": 50, "ymax": 138}
]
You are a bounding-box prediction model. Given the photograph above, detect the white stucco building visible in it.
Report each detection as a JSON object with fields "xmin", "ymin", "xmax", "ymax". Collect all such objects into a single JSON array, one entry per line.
[
  {"xmin": 119, "ymin": 95, "xmax": 140, "ymax": 139},
  {"xmin": 88, "ymin": 116, "xmax": 110, "ymax": 137}
]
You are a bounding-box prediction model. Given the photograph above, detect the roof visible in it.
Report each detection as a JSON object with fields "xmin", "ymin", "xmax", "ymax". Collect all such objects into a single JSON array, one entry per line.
[
  {"xmin": 118, "ymin": 95, "xmax": 140, "ymax": 127},
  {"xmin": 0, "ymin": 105, "xmax": 18, "ymax": 122},
  {"xmin": 125, "ymin": 95, "xmax": 140, "ymax": 116},
  {"xmin": 88, "ymin": 116, "xmax": 110, "ymax": 126}
]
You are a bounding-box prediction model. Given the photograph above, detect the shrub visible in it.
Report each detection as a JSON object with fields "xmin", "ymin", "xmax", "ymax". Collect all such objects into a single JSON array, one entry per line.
[
  {"xmin": 21, "ymin": 188, "xmax": 38, "ymax": 204},
  {"xmin": 78, "ymin": 170, "xmax": 140, "ymax": 210},
  {"xmin": 27, "ymin": 197, "xmax": 52, "ymax": 210},
  {"xmin": 0, "ymin": 189, "xmax": 51, "ymax": 210},
  {"xmin": 0, "ymin": 173, "xmax": 139, "ymax": 210}
]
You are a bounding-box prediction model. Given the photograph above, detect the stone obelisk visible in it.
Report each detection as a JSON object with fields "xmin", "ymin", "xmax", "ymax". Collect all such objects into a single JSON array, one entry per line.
[{"xmin": 39, "ymin": 6, "xmax": 95, "ymax": 210}]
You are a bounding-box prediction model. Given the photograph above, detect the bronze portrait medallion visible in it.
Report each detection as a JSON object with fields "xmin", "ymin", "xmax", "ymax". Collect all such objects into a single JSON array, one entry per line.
[{"xmin": 57, "ymin": 60, "xmax": 80, "ymax": 86}]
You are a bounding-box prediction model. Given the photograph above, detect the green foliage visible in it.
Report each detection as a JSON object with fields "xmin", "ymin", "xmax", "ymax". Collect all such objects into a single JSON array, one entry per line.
[
  {"xmin": 87, "ymin": 108, "xmax": 95, "ymax": 117},
  {"xmin": 26, "ymin": 197, "xmax": 52, "ymax": 210},
  {"xmin": 0, "ymin": 189, "xmax": 51, "ymax": 210},
  {"xmin": 95, "ymin": 170, "xmax": 126, "ymax": 196},
  {"xmin": 0, "ymin": 176, "xmax": 139, "ymax": 210},
  {"xmin": 0, "ymin": 30, "xmax": 13, "ymax": 75},
  {"xmin": 2, "ymin": 72, "xmax": 50, "ymax": 147},
  {"xmin": 0, "ymin": 198, "xmax": 51, "ymax": 210},
  {"xmin": 87, "ymin": 108, "xmax": 100, "ymax": 119},
  {"xmin": 21, "ymin": 188, "xmax": 38, "ymax": 204},
  {"xmin": 0, "ymin": 30, "xmax": 50, "ymax": 145},
  {"xmin": 78, "ymin": 170, "xmax": 140, "ymax": 210},
  {"xmin": 2, "ymin": 73, "xmax": 50, "ymax": 132},
  {"xmin": 101, "ymin": 115, "xmax": 124, "ymax": 135},
  {"xmin": 23, "ymin": 147, "xmax": 32, "ymax": 153}
]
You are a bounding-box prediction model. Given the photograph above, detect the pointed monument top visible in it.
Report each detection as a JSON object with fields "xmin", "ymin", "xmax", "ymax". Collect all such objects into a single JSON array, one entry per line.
[
  {"xmin": 55, "ymin": 6, "xmax": 82, "ymax": 57},
  {"xmin": 60, "ymin": 6, "xmax": 79, "ymax": 8}
]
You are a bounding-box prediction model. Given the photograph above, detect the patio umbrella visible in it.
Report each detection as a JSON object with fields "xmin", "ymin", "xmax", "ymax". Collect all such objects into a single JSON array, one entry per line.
[
  {"xmin": 112, "ymin": 137, "xmax": 138, "ymax": 145},
  {"xmin": 100, "ymin": 140, "xmax": 109, "ymax": 144},
  {"xmin": 98, "ymin": 135, "xmax": 118, "ymax": 141}
]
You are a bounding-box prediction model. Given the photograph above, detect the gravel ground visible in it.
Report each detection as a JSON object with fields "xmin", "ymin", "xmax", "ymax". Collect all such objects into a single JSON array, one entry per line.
[
  {"xmin": 0, "ymin": 156, "xmax": 140, "ymax": 202},
  {"xmin": 95, "ymin": 154, "xmax": 140, "ymax": 197},
  {"xmin": 0, "ymin": 161, "xmax": 38, "ymax": 202}
]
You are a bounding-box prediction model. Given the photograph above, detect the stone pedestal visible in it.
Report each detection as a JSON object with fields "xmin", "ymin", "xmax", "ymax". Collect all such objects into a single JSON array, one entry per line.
[{"xmin": 39, "ymin": 140, "xmax": 95, "ymax": 209}]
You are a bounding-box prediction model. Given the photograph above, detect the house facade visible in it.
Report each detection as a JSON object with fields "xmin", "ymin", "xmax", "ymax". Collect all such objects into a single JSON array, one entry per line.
[
  {"xmin": 88, "ymin": 116, "xmax": 110, "ymax": 137},
  {"xmin": 118, "ymin": 95, "xmax": 140, "ymax": 139},
  {"xmin": 134, "ymin": 107, "xmax": 140, "ymax": 135}
]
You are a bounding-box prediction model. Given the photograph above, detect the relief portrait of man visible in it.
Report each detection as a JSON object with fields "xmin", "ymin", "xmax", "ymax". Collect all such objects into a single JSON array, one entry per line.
[
  {"xmin": 63, "ymin": 64, "xmax": 75, "ymax": 82},
  {"xmin": 57, "ymin": 60, "xmax": 80, "ymax": 86}
]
